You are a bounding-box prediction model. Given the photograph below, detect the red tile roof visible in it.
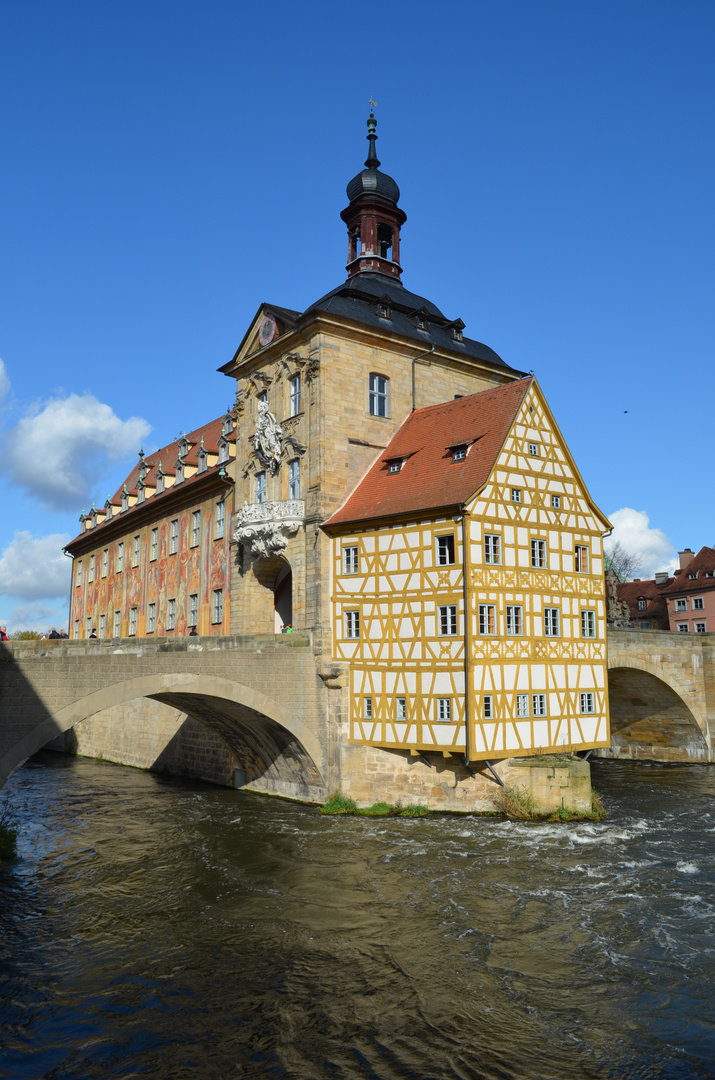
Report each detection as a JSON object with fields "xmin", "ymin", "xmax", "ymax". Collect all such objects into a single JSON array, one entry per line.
[
  {"xmin": 324, "ymin": 377, "xmax": 533, "ymax": 528},
  {"xmin": 617, "ymin": 577, "xmax": 673, "ymax": 626},
  {"xmin": 661, "ymin": 547, "xmax": 715, "ymax": 595}
]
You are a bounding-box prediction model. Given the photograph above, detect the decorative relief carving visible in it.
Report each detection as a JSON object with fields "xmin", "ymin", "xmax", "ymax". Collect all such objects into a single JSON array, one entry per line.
[
  {"xmin": 233, "ymin": 500, "xmax": 305, "ymax": 560},
  {"xmin": 254, "ymin": 400, "xmax": 283, "ymax": 473},
  {"xmin": 305, "ymin": 355, "xmax": 320, "ymax": 382}
]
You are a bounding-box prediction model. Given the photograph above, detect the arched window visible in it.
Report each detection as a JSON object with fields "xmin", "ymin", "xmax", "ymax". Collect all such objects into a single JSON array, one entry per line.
[{"xmin": 369, "ymin": 373, "xmax": 389, "ymax": 417}]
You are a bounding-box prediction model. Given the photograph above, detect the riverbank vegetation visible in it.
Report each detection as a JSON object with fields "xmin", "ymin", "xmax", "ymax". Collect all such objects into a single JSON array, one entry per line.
[
  {"xmin": 320, "ymin": 794, "xmax": 428, "ymax": 817},
  {"xmin": 493, "ymin": 784, "xmax": 607, "ymax": 822}
]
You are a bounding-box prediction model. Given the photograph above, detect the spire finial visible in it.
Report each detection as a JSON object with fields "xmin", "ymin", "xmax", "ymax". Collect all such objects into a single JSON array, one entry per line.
[{"xmin": 365, "ymin": 102, "xmax": 380, "ymax": 169}]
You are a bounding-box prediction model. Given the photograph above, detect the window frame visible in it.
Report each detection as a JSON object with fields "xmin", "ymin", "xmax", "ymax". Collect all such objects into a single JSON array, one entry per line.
[
  {"xmin": 674, "ymin": 598, "xmax": 687, "ymax": 612},
  {"xmin": 363, "ymin": 696, "xmax": 373, "ymax": 719},
  {"xmin": 506, "ymin": 605, "xmax": 523, "ymax": 636},
  {"xmin": 129, "ymin": 608, "xmax": 137, "ymax": 637},
  {"xmin": 132, "ymin": 535, "xmax": 140, "ymax": 568},
  {"xmin": 150, "ymin": 528, "xmax": 158, "ymax": 562},
  {"xmin": 212, "ymin": 588, "xmax": 223, "ymax": 625},
  {"xmin": 483, "ymin": 695, "xmax": 493, "ymax": 719},
  {"xmin": 511, "ymin": 488, "xmax": 522, "ymax": 503},
  {"xmin": 215, "ymin": 500, "xmax": 225, "ymax": 540},
  {"xmin": 544, "ymin": 607, "xmax": 560, "ymax": 637},
  {"xmin": 438, "ymin": 604, "xmax": 458, "ymax": 636},
  {"xmin": 101, "ymin": 549, "xmax": 109, "ymax": 578},
  {"xmin": 532, "ymin": 694, "xmax": 547, "ymax": 717},
  {"xmin": 436, "ymin": 534, "xmax": 455, "ymax": 566},
  {"xmin": 255, "ymin": 471, "xmax": 267, "ymax": 505},
  {"xmin": 99, "ymin": 614, "xmax": 106, "ymax": 640},
  {"xmin": 551, "ymin": 495, "xmax": 561, "ymax": 509},
  {"xmin": 695, "ymin": 622, "xmax": 707, "ymax": 633},
  {"xmin": 167, "ymin": 598, "xmax": 176, "ymax": 631},
  {"xmin": 113, "ymin": 611, "xmax": 121, "ymax": 638},
  {"xmin": 289, "ymin": 374, "xmax": 301, "ymax": 417},
  {"xmin": 189, "ymin": 593, "xmax": 198, "ymax": 628},
  {"xmin": 484, "ymin": 534, "xmax": 501, "ymax": 565},
  {"xmin": 396, "ymin": 697, "xmax": 407, "ymax": 721},
  {"xmin": 191, "ymin": 510, "xmax": 201, "ymax": 548},
  {"xmin": 343, "ymin": 546, "xmax": 359, "ymax": 575},
  {"xmin": 516, "ymin": 694, "xmax": 529, "ymax": 718},
  {"xmin": 479, "ymin": 603, "xmax": 497, "ymax": 635},
  {"xmin": 677, "ymin": 623, "xmax": 690, "ymax": 632},
  {"xmin": 147, "ymin": 603, "xmax": 156, "ymax": 634},
  {"xmin": 531, "ymin": 538, "xmax": 547, "ymax": 568},
  {"xmin": 369, "ymin": 373, "xmax": 389, "ymax": 417},
  {"xmin": 345, "ymin": 610, "xmax": 360, "ymax": 639},
  {"xmin": 528, "ymin": 442, "xmax": 539, "ymax": 456},
  {"xmin": 580, "ymin": 692, "xmax": 595, "ymax": 715},
  {"xmin": 288, "ymin": 458, "xmax": 300, "ymax": 500},
  {"xmin": 88, "ymin": 555, "xmax": 95, "ymax": 583},
  {"xmin": 575, "ymin": 545, "xmax": 590, "ymax": 573},
  {"xmin": 581, "ymin": 610, "xmax": 596, "ymax": 639},
  {"xmin": 117, "ymin": 542, "xmax": 124, "ymax": 572},
  {"xmin": 437, "ymin": 698, "xmax": 452, "ymax": 723},
  {"xmin": 693, "ymin": 597, "xmax": 704, "ymax": 610}
]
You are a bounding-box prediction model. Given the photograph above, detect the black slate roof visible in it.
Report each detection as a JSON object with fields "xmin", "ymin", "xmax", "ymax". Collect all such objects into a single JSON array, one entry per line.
[{"xmin": 304, "ymin": 273, "xmax": 519, "ymax": 373}]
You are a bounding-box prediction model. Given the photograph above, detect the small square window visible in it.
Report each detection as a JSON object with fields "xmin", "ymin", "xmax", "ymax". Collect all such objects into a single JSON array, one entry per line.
[
  {"xmin": 677, "ymin": 624, "xmax": 690, "ymax": 632},
  {"xmin": 436, "ymin": 535, "xmax": 455, "ymax": 565},
  {"xmin": 693, "ymin": 597, "xmax": 704, "ymax": 610},
  {"xmin": 516, "ymin": 694, "xmax": 529, "ymax": 718},
  {"xmin": 438, "ymin": 605, "xmax": 458, "ymax": 635},
  {"xmin": 364, "ymin": 697, "xmax": 373, "ymax": 719},
  {"xmin": 695, "ymin": 622, "xmax": 707, "ymax": 633},
  {"xmin": 452, "ymin": 446, "xmax": 466, "ymax": 462},
  {"xmin": 396, "ymin": 697, "xmax": 407, "ymax": 721},
  {"xmin": 551, "ymin": 495, "xmax": 561, "ymax": 509},
  {"xmin": 343, "ymin": 546, "xmax": 359, "ymax": 575},
  {"xmin": 528, "ymin": 442, "xmax": 539, "ymax": 456},
  {"xmin": 511, "ymin": 488, "xmax": 521, "ymax": 503},
  {"xmin": 483, "ymin": 695, "xmax": 493, "ymax": 719},
  {"xmin": 532, "ymin": 694, "xmax": 547, "ymax": 717},
  {"xmin": 674, "ymin": 599, "xmax": 687, "ymax": 612},
  {"xmin": 388, "ymin": 460, "xmax": 402, "ymax": 474},
  {"xmin": 437, "ymin": 698, "xmax": 452, "ymax": 722},
  {"xmin": 580, "ymin": 692, "xmax": 595, "ymax": 714}
]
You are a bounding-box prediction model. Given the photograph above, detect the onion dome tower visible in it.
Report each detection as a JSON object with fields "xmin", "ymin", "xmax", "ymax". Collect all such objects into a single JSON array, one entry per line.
[{"xmin": 341, "ymin": 110, "xmax": 406, "ymax": 280}]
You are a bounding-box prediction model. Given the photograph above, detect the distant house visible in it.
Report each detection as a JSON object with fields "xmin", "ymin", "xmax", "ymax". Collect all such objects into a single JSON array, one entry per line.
[
  {"xmin": 661, "ymin": 547, "xmax": 715, "ymax": 633},
  {"xmin": 617, "ymin": 573, "xmax": 673, "ymax": 630}
]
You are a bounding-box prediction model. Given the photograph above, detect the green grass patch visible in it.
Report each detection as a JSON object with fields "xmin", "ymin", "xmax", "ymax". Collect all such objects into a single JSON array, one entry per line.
[
  {"xmin": 493, "ymin": 784, "xmax": 607, "ymax": 822},
  {"xmin": 320, "ymin": 794, "xmax": 429, "ymax": 817}
]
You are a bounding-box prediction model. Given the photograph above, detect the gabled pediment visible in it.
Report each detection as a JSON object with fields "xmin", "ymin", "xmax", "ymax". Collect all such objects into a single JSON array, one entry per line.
[{"xmin": 219, "ymin": 304, "xmax": 301, "ymax": 373}]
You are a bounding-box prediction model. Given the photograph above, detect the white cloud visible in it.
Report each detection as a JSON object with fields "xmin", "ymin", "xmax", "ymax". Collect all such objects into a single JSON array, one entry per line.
[
  {"xmin": 0, "ymin": 531, "xmax": 72, "ymax": 600},
  {"xmin": 2, "ymin": 601, "xmax": 70, "ymax": 635},
  {"xmin": 605, "ymin": 508, "xmax": 678, "ymax": 579},
  {"xmin": 3, "ymin": 393, "xmax": 151, "ymax": 511},
  {"xmin": 0, "ymin": 359, "xmax": 9, "ymax": 404}
]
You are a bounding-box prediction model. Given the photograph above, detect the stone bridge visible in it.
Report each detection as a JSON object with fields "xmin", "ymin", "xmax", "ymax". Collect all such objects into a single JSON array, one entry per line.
[
  {"xmin": 605, "ymin": 628, "xmax": 715, "ymax": 762},
  {"xmin": 0, "ymin": 634, "xmax": 334, "ymax": 799}
]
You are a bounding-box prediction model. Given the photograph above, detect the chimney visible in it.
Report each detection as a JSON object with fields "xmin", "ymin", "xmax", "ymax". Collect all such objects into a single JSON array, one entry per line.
[
  {"xmin": 679, "ymin": 548, "xmax": 695, "ymax": 571},
  {"xmin": 654, "ymin": 572, "xmax": 669, "ymax": 586}
]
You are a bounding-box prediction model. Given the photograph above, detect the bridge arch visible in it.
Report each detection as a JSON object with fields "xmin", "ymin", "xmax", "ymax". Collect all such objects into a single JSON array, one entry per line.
[
  {"xmin": 6, "ymin": 671, "xmax": 326, "ymax": 801},
  {"xmin": 605, "ymin": 655, "xmax": 710, "ymax": 762}
]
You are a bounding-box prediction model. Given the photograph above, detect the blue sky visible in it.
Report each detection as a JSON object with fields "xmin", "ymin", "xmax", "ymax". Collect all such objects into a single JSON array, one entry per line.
[{"xmin": 1, "ymin": 1, "xmax": 713, "ymax": 630}]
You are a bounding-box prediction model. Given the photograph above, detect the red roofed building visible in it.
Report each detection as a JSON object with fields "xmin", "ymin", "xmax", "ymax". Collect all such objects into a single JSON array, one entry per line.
[
  {"xmin": 662, "ymin": 547, "xmax": 715, "ymax": 633},
  {"xmin": 617, "ymin": 574, "xmax": 673, "ymax": 631}
]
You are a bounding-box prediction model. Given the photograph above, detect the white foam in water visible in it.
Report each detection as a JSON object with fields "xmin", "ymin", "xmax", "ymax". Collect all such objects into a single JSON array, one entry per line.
[{"xmin": 676, "ymin": 861, "xmax": 699, "ymax": 874}]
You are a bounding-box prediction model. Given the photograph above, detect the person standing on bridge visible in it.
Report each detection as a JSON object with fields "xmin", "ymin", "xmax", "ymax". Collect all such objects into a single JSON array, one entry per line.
[{"xmin": 0, "ymin": 626, "xmax": 7, "ymax": 641}]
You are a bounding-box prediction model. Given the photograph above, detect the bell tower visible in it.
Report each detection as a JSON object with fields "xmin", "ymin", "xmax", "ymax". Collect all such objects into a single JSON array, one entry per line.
[{"xmin": 340, "ymin": 111, "xmax": 407, "ymax": 280}]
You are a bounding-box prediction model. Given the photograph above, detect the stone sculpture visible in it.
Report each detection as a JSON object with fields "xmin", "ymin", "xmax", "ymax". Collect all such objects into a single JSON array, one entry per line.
[{"xmin": 255, "ymin": 401, "xmax": 283, "ymax": 473}]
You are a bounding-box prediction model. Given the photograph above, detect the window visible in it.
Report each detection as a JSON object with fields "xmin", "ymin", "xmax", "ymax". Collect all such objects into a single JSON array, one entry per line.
[
  {"xmin": 76, "ymin": 560, "xmax": 83, "ymax": 586},
  {"xmin": 288, "ymin": 459, "xmax": 300, "ymax": 500},
  {"xmin": 531, "ymin": 539, "xmax": 546, "ymax": 568},
  {"xmin": 483, "ymin": 695, "xmax": 493, "ymax": 719},
  {"xmin": 532, "ymin": 694, "xmax": 547, "ymax": 717},
  {"xmin": 436, "ymin": 535, "xmax": 455, "ymax": 565},
  {"xmin": 113, "ymin": 611, "xmax": 121, "ymax": 638},
  {"xmin": 551, "ymin": 495, "xmax": 561, "ymax": 508},
  {"xmin": 86, "ymin": 618, "xmax": 92, "ymax": 637},
  {"xmin": 677, "ymin": 624, "xmax": 690, "ymax": 633},
  {"xmin": 438, "ymin": 605, "xmax": 458, "ymax": 635},
  {"xmin": 575, "ymin": 545, "xmax": 589, "ymax": 573},
  {"xmin": 369, "ymin": 373, "xmax": 388, "ymax": 417},
  {"xmin": 452, "ymin": 446, "xmax": 466, "ymax": 462},
  {"xmin": 150, "ymin": 528, "xmax": 158, "ymax": 562},
  {"xmin": 484, "ymin": 534, "xmax": 501, "ymax": 564},
  {"xmin": 506, "ymin": 605, "xmax": 523, "ymax": 635},
  {"xmin": 218, "ymin": 441, "xmax": 229, "ymax": 464},
  {"xmin": 213, "ymin": 589, "xmax": 223, "ymax": 624},
  {"xmin": 695, "ymin": 622, "xmax": 707, "ymax": 633},
  {"xmin": 191, "ymin": 510, "xmax": 201, "ymax": 548},
  {"xmin": 215, "ymin": 501, "xmax": 225, "ymax": 540},
  {"xmin": 88, "ymin": 555, "xmax": 95, "ymax": 583},
  {"xmin": 693, "ymin": 597, "xmax": 704, "ymax": 610},
  {"xmin": 256, "ymin": 471, "xmax": 266, "ymax": 504},
  {"xmin": 343, "ymin": 546, "xmax": 359, "ymax": 574},
  {"xmin": 132, "ymin": 535, "xmax": 140, "ymax": 567},
  {"xmin": 117, "ymin": 543, "xmax": 124, "ymax": 572},
  {"xmin": 528, "ymin": 442, "xmax": 539, "ymax": 456},
  {"xmin": 73, "ymin": 620, "xmax": 79, "ymax": 639},
  {"xmin": 170, "ymin": 520, "xmax": 178, "ymax": 555},
  {"xmin": 437, "ymin": 698, "xmax": 452, "ymax": 722},
  {"xmin": 167, "ymin": 599, "xmax": 176, "ymax": 631},
  {"xmin": 581, "ymin": 610, "xmax": 596, "ymax": 638},
  {"xmin": 289, "ymin": 374, "xmax": 301, "ymax": 416},
  {"xmin": 257, "ymin": 390, "xmax": 267, "ymax": 405},
  {"xmin": 345, "ymin": 610, "xmax": 360, "ymax": 638},
  {"xmin": 189, "ymin": 594, "xmax": 198, "ymax": 627},
  {"xmin": 706, "ymin": 571, "xmax": 715, "ymax": 579},
  {"xmin": 99, "ymin": 614, "xmax": 106, "ymax": 640},
  {"xmin": 638, "ymin": 599, "xmax": 647, "ymax": 611},
  {"xmin": 511, "ymin": 488, "xmax": 521, "ymax": 503},
  {"xmin": 639, "ymin": 620, "xmax": 651, "ymax": 629},
  {"xmin": 387, "ymin": 460, "xmax": 402, "ymax": 474},
  {"xmin": 396, "ymin": 697, "xmax": 407, "ymax": 721},
  {"xmin": 516, "ymin": 694, "xmax": 529, "ymax": 718},
  {"xmin": 688, "ymin": 572, "xmax": 698, "ymax": 581},
  {"xmin": 580, "ymin": 692, "xmax": 595, "ymax": 714},
  {"xmin": 674, "ymin": 599, "xmax": 687, "ymax": 612},
  {"xmin": 544, "ymin": 607, "xmax": 560, "ymax": 636},
  {"xmin": 102, "ymin": 549, "xmax": 108, "ymax": 577},
  {"xmin": 129, "ymin": 608, "xmax": 137, "ymax": 636},
  {"xmin": 363, "ymin": 697, "xmax": 373, "ymax": 719},
  {"xmin": 479, "ymin": 604, "xmax": 497, "ymax": 635},
  {"xmin": 147, "ymin": 603, "xmax": 156, "ymax": 634}
]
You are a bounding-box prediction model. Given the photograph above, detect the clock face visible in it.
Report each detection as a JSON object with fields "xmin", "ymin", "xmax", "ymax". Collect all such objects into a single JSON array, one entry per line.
[{"xmin": 258, "ymin": 313, "xmax": 277, "ymax": 347}]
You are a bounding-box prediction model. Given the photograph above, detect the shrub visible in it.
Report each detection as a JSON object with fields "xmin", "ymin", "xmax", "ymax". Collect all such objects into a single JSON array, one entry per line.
[
  {"xmin": 320, "ymin": 793, "xmax": 358, "ymax": 815},
  {"xmin": 492, "ymin": 784, "xmax": 538, "ymax": 821}
]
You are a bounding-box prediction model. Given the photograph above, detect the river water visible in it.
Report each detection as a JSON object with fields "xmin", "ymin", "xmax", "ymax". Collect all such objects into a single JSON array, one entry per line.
[{"xmin": 1, "ymin": 753, "xmax": 714, "ymax": 1080}]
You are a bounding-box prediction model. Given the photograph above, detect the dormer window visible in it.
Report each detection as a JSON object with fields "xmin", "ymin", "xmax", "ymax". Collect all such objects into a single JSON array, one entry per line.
[
  {"xmin": 175, "ymin": 458, "xmax": 184, "ymax": 484},
  {"xmin": 121, "ymin": 486, "xmax": 129, "ymax": 512},
  {"xmin": 377, "ymin": 302, "xmax": 391, "ymax": 320},
  {"xmin": 416, "ymin": 315, "xmax": 428, "ymax": 330},
  {"xmin": 178, "ymin": 436, "xmax": 190, "ymax": 457},
  {"xmin": 638, "ymin": 599, "xmax": 647, "ymax": 610},
  {"xmin": 688, "ymin": 572, "xmax": 698, "ymax": 580},
  {"xmin": 136, "ymin": 482, "xmax": 145, "ymax": 504},
  {"xmin": 197, "ymin": 440, "xmax": 207, "ymax": 474},
  {"xmin": 452, "ymin": 328, "xmax": 463, "ymax": 343},
  {"xmin": 221, "ymin": 412, "xmax": 234, "ymax": 437},
  {"xmin": 452, "ymin": 446, "xmax": 467, "ymax": 463},
  {"xmin": 104, "ymin": 501, "xmax": 113, "ymax": 520},
  {"xmin": 387, "ymin": 460, "xmax": 402, "ymax": 474},
  {"xmin": 155, "ymin": 465, "xmax": 165, "ymax": 494},
  {"xmin": 218, "ymin": 438, "xmax": 229, "ymax": 464},
  {"xmin": 89, "ymin": 508, "xmax": 98, "ymax": 528}
]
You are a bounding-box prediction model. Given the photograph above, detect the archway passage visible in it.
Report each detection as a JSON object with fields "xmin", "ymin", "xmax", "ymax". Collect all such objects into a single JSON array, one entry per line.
[
  {"xmin": 274, "ymin": 563, "xmax": 292, "ymax": 632},
  {"xmin": 603, "ymin": 667, "xmax": 709, "ymax": 762},
  {"xmin": 247, "ymin": 556, "xmax": 293, "ymax": 633}
]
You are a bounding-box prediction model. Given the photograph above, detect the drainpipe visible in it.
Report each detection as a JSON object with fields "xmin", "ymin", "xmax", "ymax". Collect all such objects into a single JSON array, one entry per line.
[{"xmin": 412, "ymin": 345, "xmax": 436, "ymax": 410}]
